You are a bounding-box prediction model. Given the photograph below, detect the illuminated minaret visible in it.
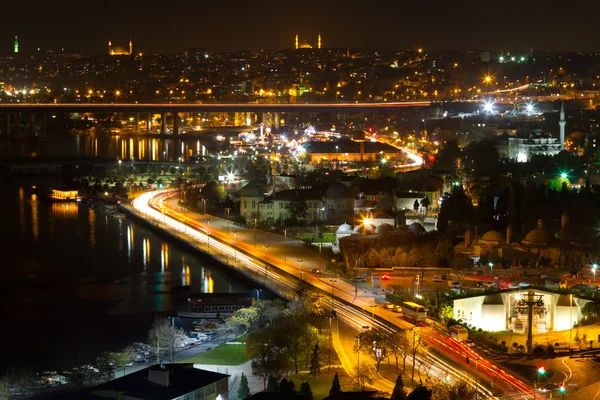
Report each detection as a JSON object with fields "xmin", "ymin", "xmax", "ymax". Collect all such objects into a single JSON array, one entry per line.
[
  {"xmin": 559, "ymin": 101, "xmax": 566, "ymax": 147},
  {"xmin": 13, "ymin": 36, "xmax": 18, "ymax": 53},
  {"xmin": 129, "ymin": 38, "xmax": 132, "ymax": 55},
  {"xmin": 108, "ymin": 40, "xmax": 112, "ymax": 55},
  {"xmin": 295, "ymin": 32, "xmax": 299, "ymax": 49},
  {"xmin": 318, "ymin": 31, "xmax": 321, "ymax": 49}
]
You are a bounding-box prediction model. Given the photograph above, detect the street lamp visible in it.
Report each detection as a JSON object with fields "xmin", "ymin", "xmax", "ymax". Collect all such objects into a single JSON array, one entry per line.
[
  {"xmin": 254, "ymin": 218, "xmax": 257, "ymax": 247},
  {"xmin": 488, "ymin": 261, "xmax": 494, "ymax": 277},
  {"xmin": 297, "ymin": 259, "xmax": 303, "ymax": 273},
  {"xmin": 318, "ymin": 242, "xmax": 323, "ymax": 272},
  {"xmin": 263, "ymin": 245, "xmax": 270, "ymax": 282},
  {"xmin": 369, "ymin": 304, "xmax": 377, "ymax": 319},
  {"xmin": 593, "ymin": 263, "xmax": 598, "ymax": 282},
  {"xmin": 283, "ymin": 229, "xmax": 287, "ymax": 261},
  {"xmin": 225, "ymin": 208, "xmax": 231, "ymax": 234},
  {"xmin": 254, "ymin": 288, "xmax": 262, "ymax": 301},
  {"xmin": 115, "ymin": 90, "xmax": 121, "ymax": 103},
  {"xmin": 330, "ymin": 279, "xmax": 337, "ymax": 310}
]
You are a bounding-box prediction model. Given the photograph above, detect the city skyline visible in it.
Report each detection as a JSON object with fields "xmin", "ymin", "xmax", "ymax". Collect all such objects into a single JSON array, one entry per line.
[{"xmin": 2, "ymin": 0, "xmax": 600, "ymax": 54}]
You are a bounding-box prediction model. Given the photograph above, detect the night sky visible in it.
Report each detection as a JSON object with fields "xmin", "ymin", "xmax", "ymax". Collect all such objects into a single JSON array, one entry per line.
[{"xmin": 3, "ymin": 0, "xmax": 599, "ymax": 54}]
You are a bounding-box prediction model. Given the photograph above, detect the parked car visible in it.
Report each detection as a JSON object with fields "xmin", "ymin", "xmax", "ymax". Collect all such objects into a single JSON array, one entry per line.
[
  {"xmin": 448, "ymin": 281, "xmax": 460, "ymax": 288},
  {"xmin": 384, "ymin": 302, "xmax": 395, "ymax": 309},
  {"xmin": 433, "ymin": 276, "xmax": 441, "ymax": 282},
  {"xmin": 380, "ymin": 273, "xmax": 390, "ymax": 280}
]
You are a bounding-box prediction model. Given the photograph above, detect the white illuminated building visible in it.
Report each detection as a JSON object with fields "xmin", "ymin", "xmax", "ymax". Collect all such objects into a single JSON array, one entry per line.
[
  {"xmin": 508, "ymin": 129, "xmax": 563, "ymax": 162},
  {"xmin": 453, "ymin": 287, "xmax": 589, "ymax": 333},
  {"xmin": 508, "ymin": 103, "xmax": 565, "ymax": 162}
]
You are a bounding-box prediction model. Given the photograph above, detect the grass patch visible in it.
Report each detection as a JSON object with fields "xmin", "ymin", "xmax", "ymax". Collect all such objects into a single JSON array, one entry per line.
[
  {"xmin": 178, "ymin": 344, "xmax": 250, "ymax": 366},
  {"xmin": 300, "ymin": 233, "xmax": 336, "ymax": 243}
]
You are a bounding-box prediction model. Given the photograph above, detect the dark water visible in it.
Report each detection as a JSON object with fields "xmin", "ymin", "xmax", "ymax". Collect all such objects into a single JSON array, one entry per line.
[
  {"xmin": 0, "ymin": 130, "xmax": 223, "ymax": 161},
  {"xmin": 0, "ymin": 178, "xmax": 250, "ymax": 371}
]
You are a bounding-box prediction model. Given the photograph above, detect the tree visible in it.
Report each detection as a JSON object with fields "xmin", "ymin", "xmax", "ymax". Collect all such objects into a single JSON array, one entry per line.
[
  {"xmin": 247, "ymin": 326, "xmax": 289, "ymax": 388},
  {"xmin": 301, "ymin": 326, "xmax": 320, "ymax": 369},
  {"xmin": 409, "ymin": 328, "xmax": 425, "ymax": 382},
  {"xmin": 309, "ymin": 343, "xmax": 321, "ymax": 377},
  {"xmin": 391, "ymin": 375, "xmax": 408, "ymax": 400},
  {"xmin": 228, "ymin": 306, "xmax": 260, "ymax": 335},
  {"xmin": 443, "ymin": 381, "xmax": 477, "ymax": 400},
  {"xmin": 358, "ymin": 327, "xmax": 389, "ymax": 372},
  {"xmin": 286, "ymin": 198, "xmax": 309, "ymax": 223},
  {"xmin": 420, "ymin": 196, "xmax": 430, "ymax": 213},
  {"xmin": 279, "ymin": 377, "xmax": 296, "ymax": 392},
  {"xmin": 147, "ymin": 317, "xmax": 185, "ymax": 364},
  {"xmin": 329, "ymin": 372, "xmax": 342, "ymax": 397},
  {"xmin": 279, "ymin": 319, "xmax": 309, "ymax": 374},
  {"xmin": 407, "ymin": 384, "xmax": 433, "ymax": 400},
  {"xmin": 299, "ymin": 381, "xmax": 314, "ymax": 400},
  {"xmin": 238, "ymin": 373, "xmax": 250, "ymax": 399},
  {"xmin": 256, "ymin": 299, "xmax": 287, "ymax": 325},
  {"xmin": 434, "ymin": 140, "xmax": 460, "ymax": 171},
  {"xmin": 94, "ymin": 352, "xmax": 117, "ymax": 383},
  {"xmin": 266, "ymin": 376, "xmax": 279, "ymax": 392},
  {"xmin": 352, "ymin": 363, "xmax": 373, "ymax": 391},
  {"xmin": 388, "ymin": 330, "xmax": 409, "ymax": 371}
]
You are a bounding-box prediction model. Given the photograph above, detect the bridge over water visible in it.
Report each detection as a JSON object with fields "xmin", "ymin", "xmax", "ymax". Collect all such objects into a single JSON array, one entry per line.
[{"xmin": 0, "ymin": 101, "xmax": 431, "ymax": 136}]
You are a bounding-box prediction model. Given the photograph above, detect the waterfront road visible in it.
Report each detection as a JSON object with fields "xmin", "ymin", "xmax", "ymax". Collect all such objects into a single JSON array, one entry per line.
[{"xmin": 131, "ymin": 190, "xmax": 537, "ymax": 398}]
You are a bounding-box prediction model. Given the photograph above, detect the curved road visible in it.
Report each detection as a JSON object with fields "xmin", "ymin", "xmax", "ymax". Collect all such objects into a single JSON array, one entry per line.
[{"xmin": 130, "ymin": 190, "xmax": 536, "ymax": 398}]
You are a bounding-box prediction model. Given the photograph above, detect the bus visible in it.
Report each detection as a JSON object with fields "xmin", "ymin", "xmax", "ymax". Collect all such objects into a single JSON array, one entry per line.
[
  {"xmin": 401, "ymin": 302, "xmax": 428, "ymax": 323},
  {"xmin": 450, "ymin": 325, "xmax": 469, "ymax": 342}
]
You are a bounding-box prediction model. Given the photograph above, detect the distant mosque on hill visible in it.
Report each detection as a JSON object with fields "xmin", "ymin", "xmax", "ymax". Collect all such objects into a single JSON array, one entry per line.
[
  {"xmin": 108, "ymin": 38, "xmax": 132, "ymax": 56},
  {"xmin": 295, "ymin": 31, "xmax": 322, "ymax": 49}
]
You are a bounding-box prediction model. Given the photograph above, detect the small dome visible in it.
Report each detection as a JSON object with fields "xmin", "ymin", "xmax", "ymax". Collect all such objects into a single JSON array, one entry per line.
[
  {"xmin": 479, "ymin": 230, "xmax": 504, "ymax": 245},
  {"xmin": 522, "ymin": 228, "xmax": 554, "ymax": 247},
  {"xmin": 375, "ymin": 223, "xmax": 392, "ymax": 234},
  {"xmin": 336, "ymin": 223, "xmax": 353, "ymax": 234},
  {"xmin": 408, "ymin": 222, "xmax": 426, "ymax": 234},
  {"xmin": 299, "ymin": 42, "xmax": 313, "ymax": 49},
  {"xmin": 325, "ymin": 183, "xmax": 351, "ymax": 198}
]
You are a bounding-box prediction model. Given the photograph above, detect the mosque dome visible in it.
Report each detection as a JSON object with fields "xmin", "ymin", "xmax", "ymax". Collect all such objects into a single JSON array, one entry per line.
[
  {"xmin": 408, "ymin": 222, "xmax": 426, "ymax": 234},
  {"xmin": 299, "ymin": 42, "xmax": 313, "ymax": 49},
  {"xmin": 375, "ymin": 223, "xmax": 392, "ymax": 234},
  {"xmin": 336, "ymin": 223, "xmax": 353, "ymax": 234},
  {"xmin": 479, "ymin": 230, "xmax": 504, "ymax": 246},
  {"xmin": 325, "ymin": 183, "xmax": 351, "ymax": 198},
  {"xmin": 522, "ymin": 219, "xmax": 554, "ymax": 247}
]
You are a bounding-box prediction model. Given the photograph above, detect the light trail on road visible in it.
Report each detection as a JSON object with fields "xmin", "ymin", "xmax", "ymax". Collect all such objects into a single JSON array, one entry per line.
[{"xmin": 132, "ymin": 190, "xmax": 535, "ymax": 399}]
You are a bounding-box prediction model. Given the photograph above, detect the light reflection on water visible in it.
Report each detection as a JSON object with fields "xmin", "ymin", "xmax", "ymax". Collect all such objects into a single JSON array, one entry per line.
[{"xmin": 6, "ymin": 184, "xmax": 250, "ymax": 317}]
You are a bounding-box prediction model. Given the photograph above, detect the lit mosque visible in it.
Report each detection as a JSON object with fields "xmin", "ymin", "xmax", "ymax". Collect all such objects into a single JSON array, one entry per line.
[
  {"xmin": 108, "ymin": 39, "xmax": 132, "ymax": 56},
  {"xmin": 295, "ymin": 31, "xmax": 322, "ymax": 49}
]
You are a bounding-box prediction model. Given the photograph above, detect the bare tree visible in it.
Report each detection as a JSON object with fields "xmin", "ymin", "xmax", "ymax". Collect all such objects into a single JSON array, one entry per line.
[
  {"xmin": 148, "ymin": 317, "xmax": 185, "ymax": 364},
  {"xmin": 408, "ymin": 328, "xmax": 425, "ymax": 382},
  {"xmin": 388, "ymin": 330, "xmax": 408, "ymax": 370},
  {"xmin": 352, "ymin": 363, "xmax": 374, "ymax": 391}
]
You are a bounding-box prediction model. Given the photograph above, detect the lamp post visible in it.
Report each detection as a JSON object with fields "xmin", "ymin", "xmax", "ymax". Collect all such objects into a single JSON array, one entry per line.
[
  {"xmin": 254, "ymin": 218, "xmax": 257, "ymax": 247},
  {"xmin": 330, "ymin": 279, "xmax": 337, "ymax": 310},
  {"xmin": 254, "ymin": 288, "xmax": 261, "ymax": 300},
  {"xmin": 593, "ymin": 263, "xmax": 598, "ymax": 282},
  {"xmin": 232, "ymin": 230, "xmax": 238, "ymax": 265},
  {"xmin": 225, "ymin": 208, "xmax": 231, "ymax": 234},
  {"xmin": 283, "ymin": 229, "xmax": 287, "ymax": 261},
  {"xmin": 370, "ymin": 305, "xmax": 377, "ymax": 319},
  {"xmin": 318, "ymin": 242, "xmax": 323, "ymax": 272},
  {"xmin": 297, "ymin": 259, "xmax": 303, "ymax": 273},
  {"xmin": 488, "ymin": 261, "xmax": 494, "ymax": 277},
  {"xmin": 206, "ymin": 230, "xmax": 211, "ymax": 251},
  {"xmin": 263, "ymin": 245, "xmax": 270, "ymax": 282}
]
